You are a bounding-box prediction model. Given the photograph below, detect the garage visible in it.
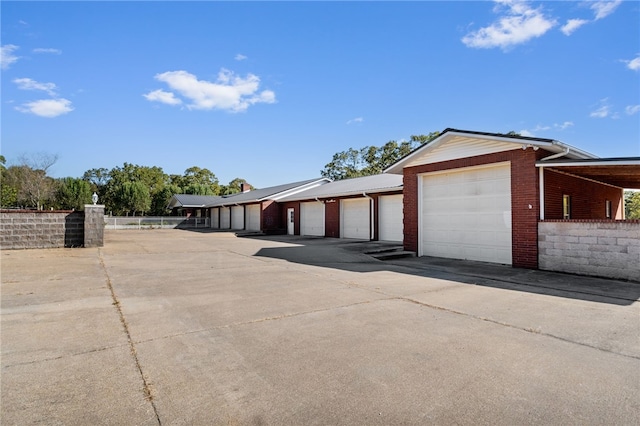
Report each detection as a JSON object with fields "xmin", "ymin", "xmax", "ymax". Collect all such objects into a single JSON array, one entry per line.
[
  {"xmin": 211, "ymin": 208, "xmax": 219, "ymax": 229},
  {"xmin": 231, "ymin": 206, "xmax": 244, "ymax": 230},
  {"xmin": 378, "ymin": 194, "xmax": 403, "ymax": 242},
  {"xmin": 220, "ymin": 207, "xmax": 231, "ymax": 229},
  {"xmin": 420, "ymin": 162, "xmax": 512, "ymax": 264},
  {"xmin": 246, "ymin": 204, "xmax": 261, "ymax": 231},
  {"xmin": 341, "ymin": 198, "xmax": 371, "ymax": 240},
  {"xmin": 300, "ymin": 202, "xmax": 324, "ymax": 236}
]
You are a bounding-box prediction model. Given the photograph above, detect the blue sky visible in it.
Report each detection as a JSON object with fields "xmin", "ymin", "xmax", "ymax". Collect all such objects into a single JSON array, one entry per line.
[{"xmin": 2, "ymin": 1, "xmax": 639, "ymax": 188}]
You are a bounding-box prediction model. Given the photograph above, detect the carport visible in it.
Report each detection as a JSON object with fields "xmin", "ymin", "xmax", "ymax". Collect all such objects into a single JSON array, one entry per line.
[{"xmin": 537, "ymin": 157, "xmax": 640, "ymax": 220}]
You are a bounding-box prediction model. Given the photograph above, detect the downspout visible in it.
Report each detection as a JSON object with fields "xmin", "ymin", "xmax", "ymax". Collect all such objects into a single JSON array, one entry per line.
[{"xmin": 363, "ymin": 192, "xmax": 374, "ymax": 241}]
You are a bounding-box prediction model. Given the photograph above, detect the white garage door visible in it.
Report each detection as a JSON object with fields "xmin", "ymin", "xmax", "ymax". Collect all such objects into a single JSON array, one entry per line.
[
  {"xmin": 246, "ymin": 204, "xmax": 261, "ymax": 231},
  {"xmin": 231, "ymin": 206, "xmax": 244, "ymax": 230},
  {"xmin": 300, "ymin": 202, "xmax": 324, "ymax": 236},
  {"xmin": 220, "ymin": 207, "xmax": 230, "ymax": 229},
  {"xmin": 420, "ymin": 162, "xmax": 512, "ymax": 265},
  {"xmin": 211, "ymin": 208, "xmax": 219, "ymax": 229},
  {"xmin": 341, "ymin": 198, "xmax": 371, "ymax": 240},
  {"xmin": 378, "ymin": 194, "xmax": 403, "ymax": 242}
]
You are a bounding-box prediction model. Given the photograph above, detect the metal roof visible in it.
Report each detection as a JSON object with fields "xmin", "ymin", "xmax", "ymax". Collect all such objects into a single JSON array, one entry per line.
[
  {"xmin": 385, "ymin": 128, "xmax": 598, "ymax": 174},
  {"xmin": 167, "ymin": 194, "xmax": 222, "ymax": 209},
  {"xmin": 205, "ymin": 178, "xmax": 331, "ymax": 207},
  {"xmin": 277, "ymin": 174, "xmax": 403, "ymax": 202},
  {"xmin": 536, "ymin": 157, "xmax": 640, "ymax": 189}
]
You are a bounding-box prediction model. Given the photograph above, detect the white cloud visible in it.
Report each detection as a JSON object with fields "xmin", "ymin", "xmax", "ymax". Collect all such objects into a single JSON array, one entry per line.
[
  {"xmin": 143, "ymin": 89, "xmax": 182, "ymax": 105},
  {"xmin": 561, "ymin": 18, "xmax": 589, "ymax": 36},
  {"xmin": 1, "ymin": 44, "xmax": 20, "ymax": 70},
  {"xmin": 461, "ymin": 0, "xmax": 556, "ymax": 50},
  {"xmin": 555, "ymin": 121, "xmax": 574, "ymax": 130},
  {"xmin": 235, "ymin": 54, "xmax": 247, "ymax": 61},
  {"xmin": 521, "ymin": 121, "xmax": 574, "ymax": 136},
  {"xmin": 15, "ymin": 98, "xmax": 73, "ymax": 118},
  {"xmin": 33, "ymin": 48, "xmax": 62, "ymax": 55},
  {"xmin": 623, "ymin": 55, "xmax": 640, "ymax": 71},
  {"xmin": 145, "ymin": 69, "xmax": 276, "ymax": 112},
  {"xmin": 13, "ymin": 77, "xmax": 58, "ymax": 96},
  {"xmin": 590, "ymin": 99, "xmax": 612, "ymax": 118},
  {"xmin": 346, "ymin": 117, "xmax": 364, "ymax": 125},
  {"xmin": 590, "ymin": 0, "xmax": 622, "ymax": 20},
  {"xmin": 560, "ymin": 1, "xmax": 622, "ymax": 36},
  {"xmin": 625, "ymin": 105, "xmax": 640, "ymax": 115}
]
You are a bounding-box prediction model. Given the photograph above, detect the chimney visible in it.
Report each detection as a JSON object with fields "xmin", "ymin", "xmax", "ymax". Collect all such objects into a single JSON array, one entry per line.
[{"xmin": 241, "ymin": 182, "xmax": 252, "ymax": 193}]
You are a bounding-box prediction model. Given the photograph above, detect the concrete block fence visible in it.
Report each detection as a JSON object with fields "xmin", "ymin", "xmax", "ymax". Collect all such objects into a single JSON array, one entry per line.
[
  {"xmin": 0, "ymin": 205, "xmax": 104, "ymax": 250},
  {"xmin": 539, "ymin": 220, "xmax": 640, "ymax": 282}
]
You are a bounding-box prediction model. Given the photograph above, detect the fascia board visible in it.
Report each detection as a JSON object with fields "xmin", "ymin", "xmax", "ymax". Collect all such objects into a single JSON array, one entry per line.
[
  {"xmin": 279, "ymin": 185, "xmax": 403, "ymax": 202},
  {"xmin": 536, "ymin": 159, "xmax": 640, "ymax": 167}
]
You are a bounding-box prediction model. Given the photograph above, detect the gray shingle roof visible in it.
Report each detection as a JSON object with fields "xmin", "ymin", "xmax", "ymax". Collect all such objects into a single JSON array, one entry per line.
[
  {"xmin": 205, "ymin": 178, "xmax": 330, "ymax": 207},
  {"xmin": 277, "ymin": 174, "xmax": 402, "ymax": 202},
  {"xmin": 167, "ymin": 194, "xmax": 223, "ymax": 209}
]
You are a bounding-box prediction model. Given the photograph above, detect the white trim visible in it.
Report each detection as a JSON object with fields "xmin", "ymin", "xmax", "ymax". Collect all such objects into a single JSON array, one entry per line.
[
  {"xmin": 417, "ymin": 161, "xmax": 512, "ymax": 177},
  {"xmin": 536, "ymin": 159, "xmax": 640, "ymax": 167},
  {"xmin": 385, "ymin": 130, "xmax": 597, "ymax": 174},
  {"xmin": 539, "ymin": 167, "xmax": 545, "ymax": 221}
]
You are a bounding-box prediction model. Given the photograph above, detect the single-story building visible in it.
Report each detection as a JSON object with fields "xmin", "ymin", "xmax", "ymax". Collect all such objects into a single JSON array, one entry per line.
[
  {"xmin": 277, "ymin": 174, "xmax": 404, "ymax": 241},
  {"xmin": 385, "ymin": 128, "xmax": 640, "ymax": 271},
  {"xmin": 206, "ymin": 178, "xmax": 330, "ymax": 233},
  {"xmin": 167, "ymin": 194, "xmax": 222, "ymax": 218}
]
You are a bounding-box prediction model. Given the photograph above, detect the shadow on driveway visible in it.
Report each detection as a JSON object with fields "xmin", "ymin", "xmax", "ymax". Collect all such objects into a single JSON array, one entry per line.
[{"xmin": 248, "ymin": 234, "xmax": 640, "ymax": 306}]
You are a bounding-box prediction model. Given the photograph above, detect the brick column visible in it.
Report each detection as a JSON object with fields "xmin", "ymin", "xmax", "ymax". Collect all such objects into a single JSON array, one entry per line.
[{"xmin": 84, "ymin": 204, "xmax": 105, "ymax": 248}]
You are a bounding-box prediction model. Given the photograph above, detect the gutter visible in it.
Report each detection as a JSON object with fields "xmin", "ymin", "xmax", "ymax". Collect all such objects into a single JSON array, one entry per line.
[
  {"xmin": 362, "ymin": 192, "xmax": 374, "ymax": 240},
  {"xmin": 540, "ymin": 146, "xmax": 570, "ymax": 161}
]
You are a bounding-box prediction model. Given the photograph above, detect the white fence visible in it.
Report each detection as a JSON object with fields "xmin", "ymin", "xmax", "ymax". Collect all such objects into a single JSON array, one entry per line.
[{"xmin": 105, "ymin": 216, "xmax": 210, "ymax": 230}]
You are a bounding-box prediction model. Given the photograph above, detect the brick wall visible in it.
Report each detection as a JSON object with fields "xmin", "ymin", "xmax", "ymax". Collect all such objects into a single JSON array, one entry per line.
[
  {"xmin": 280, "ymin": 201, "xmax": 300, "ymax": 235},
  {"xmin": 325, "ymin": 200, "xmax": 340, "ymax": 238},
  {"xmin": 402, "ymin": 148, "xmax": 542, "ymax": 269},
  {"xmin": 539, "ymin": 220, "xmax": 640, "ymax": 282},
  {"xmin": 543, "ymin": 169, "xmax": 624, "ymax": 220}
]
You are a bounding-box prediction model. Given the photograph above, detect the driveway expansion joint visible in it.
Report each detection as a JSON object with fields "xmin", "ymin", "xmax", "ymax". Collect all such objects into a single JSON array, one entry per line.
[{"xmin": 99, "ymin": 249, "xmax": 163, "ymax": 426}]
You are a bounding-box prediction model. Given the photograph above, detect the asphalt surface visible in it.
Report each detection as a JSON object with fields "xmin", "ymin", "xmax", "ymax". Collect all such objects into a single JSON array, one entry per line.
[{"xmin": 2, "ymin": 229, "xmax": 639, "ymax": 425}]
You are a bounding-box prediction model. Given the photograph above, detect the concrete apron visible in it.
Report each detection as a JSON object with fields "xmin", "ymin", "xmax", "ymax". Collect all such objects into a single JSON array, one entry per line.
[{"xmin": 2, "ymin": 229, "xmax": 638, "ymax": 425}]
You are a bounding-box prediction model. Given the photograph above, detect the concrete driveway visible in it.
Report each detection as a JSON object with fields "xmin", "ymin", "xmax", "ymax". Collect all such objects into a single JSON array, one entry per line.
[{"xmin": 2, "ymin": 229, "xmax": 639, "ymax": 425}]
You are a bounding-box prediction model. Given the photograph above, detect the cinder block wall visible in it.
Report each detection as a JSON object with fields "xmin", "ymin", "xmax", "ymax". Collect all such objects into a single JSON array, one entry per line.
[
  {"xmin": 539, "ymin": 220, "xmax": 640, "ymax": 282},
  {"xmin": 0, "ymin": 205, "xmax": 104, "ymax": 249},
  {"xmin": 0, "ymin": 210, "xmax": 83, "ymax": 249}
]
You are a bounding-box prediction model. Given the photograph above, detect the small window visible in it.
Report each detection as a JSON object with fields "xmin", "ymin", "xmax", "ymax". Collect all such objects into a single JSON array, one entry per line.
[
  {"xmin": 605, "ymin": 200, "xmax": 612, "ymax": 219},
  {"xmin": 563, "ymin": 195, "xmax": 571, "ymax": 219}
]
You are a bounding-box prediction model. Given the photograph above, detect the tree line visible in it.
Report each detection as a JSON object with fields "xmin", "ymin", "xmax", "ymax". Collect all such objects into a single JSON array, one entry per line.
[
  {"xmin": 3, "ymin": 130, "xmax": 639, "ymax": 219},
  {"xmin": 0, "ymin": 154, "xmax": 248, "ymax": 216}
]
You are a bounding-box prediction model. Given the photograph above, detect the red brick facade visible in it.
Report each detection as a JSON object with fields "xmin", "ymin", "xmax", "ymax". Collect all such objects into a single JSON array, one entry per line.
[
  {"xmin": 402, "ymin": 148, "xmax": 542, "ymax": 269},
  {"xmin": 278, "ymin": 192, "xmax": 403, "ymax": 240},
  {"xmin": 543, "ymin": 169, "xmax": 624, "ymax": 220}
]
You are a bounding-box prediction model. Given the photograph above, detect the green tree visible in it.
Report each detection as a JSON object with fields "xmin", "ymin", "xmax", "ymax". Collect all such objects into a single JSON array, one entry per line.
[
  {"xmin": 55, "ymin": 177, "xmax": 93, "ymax": 210},
  {"xmin": 2, "ymin": 153, "xmax": 58, "ymax": 209},
  {"xmin": 103, "ymin": 163, "xmax": 167, "ymax": 215},
  {"xmin": 119, "ymin": 181, "xmax": 151, "ymax": 216},
  {"xmin": 221, "ymin": 178, "xmax": 249, "ymax": 195},
  {"xmin": 180, "ymin": 166, "xmax": 220, "ymax": 195},
  {"xmin": 624, "ymin": 190, "xmax": 640, "ymax": 219},
  {"xmin": 321, "ymin": 132, "xmax": 440, "ymax": 180},
  {"xmin": 150, "ymin": 184, "xmax": 182, "ymax": 216},
  {"xmin": 0, "ymin": 155, "xmax": 18, "ymax": 207}
]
